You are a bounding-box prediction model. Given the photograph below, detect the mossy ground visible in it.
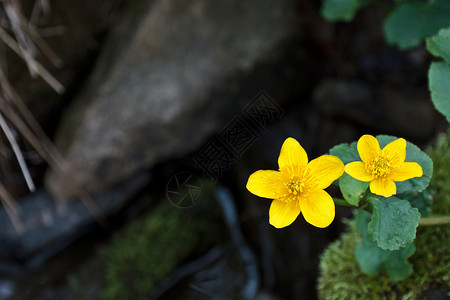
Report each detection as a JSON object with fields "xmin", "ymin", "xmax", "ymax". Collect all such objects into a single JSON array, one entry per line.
[
  {"xmin": 101, "ymin": 202, "xmax": 222, "ymax": 299},
  {"xmin": 318, "ymin": 132, "xmax": 450, "ymax": 300},
  {"xmin": 318, "ymin": 220, "xmax": 449, "ymax": 300},
  {"xmin": 68, "ymin": 180, "xmax": 223, "ymax": 300},
  {"xmin": 426, "ymin": 132, "xmax": 450, "ymax": 215}
]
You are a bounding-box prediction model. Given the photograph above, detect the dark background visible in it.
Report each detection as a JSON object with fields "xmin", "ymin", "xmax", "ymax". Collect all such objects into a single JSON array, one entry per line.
[{"xmin": 0, "ymin": 0, "xmax": 447, "ymax": 299}]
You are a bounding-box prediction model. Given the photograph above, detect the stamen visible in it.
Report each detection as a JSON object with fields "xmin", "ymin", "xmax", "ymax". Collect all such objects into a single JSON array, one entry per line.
[
  {"xmin": 366, "ymin": 156, "xmax": 391, "ymax": 178},
  {"xmin": 287, "ymin": 178, "xmax": 304, "ymax": 195},
  {"xmin": 279, "ymin": 164, "xmax": 306, "ymax": 204}
]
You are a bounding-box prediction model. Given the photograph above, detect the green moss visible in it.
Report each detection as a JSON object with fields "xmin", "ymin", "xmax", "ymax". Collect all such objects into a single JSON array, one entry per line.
[
  {"xmin": 318, "ymin": 132, "xmax": 450, "ymax": 299},
  {"xmin": 427, "ymin": 132, "xmax": 450, "ymax": 215},
  {"xmin": 318, "ymin": 220, "xmax": 450, "ymax": 299},
  {"xmin": 68, "ymin": 181, "xmax": 223, "ymax": 300},
  {"xmin": 100, "ymin": 200, "xmax": 222, "ymax": 300}
]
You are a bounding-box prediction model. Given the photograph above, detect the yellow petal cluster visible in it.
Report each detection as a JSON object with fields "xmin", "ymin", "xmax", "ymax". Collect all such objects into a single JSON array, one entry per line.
[
  {"xmin": 246, "ymin": 138, "xmax": 344, "ymax": 228},
  {"xmin": 345, "ymin": 135, "xmax": 423, "ymax": 197}
]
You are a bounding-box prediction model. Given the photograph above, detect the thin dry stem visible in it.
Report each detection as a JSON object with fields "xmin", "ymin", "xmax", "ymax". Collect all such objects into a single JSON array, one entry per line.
[
  {"xmin": 30, "ymin": 0, "xmax": 51, "ymax": 24},
  {"xmin": 0, "ymin": 67, "xmax": 59, "ymax": 158},
  {"xmin": 0, "ymin": 111, "xmax": 35, "ymax": 192},
  {"xmin": 0, "ymin": 174, "xmax": 20, "ymax": 215},
  {"xmin": 8, "ymin": 0, "xmax": 62, "ymax": 67},
  {"xmin": 0, "ymin": 180, "xmax": 24, "ymax": 233},
  {"xmin": 3, "ymin": 0, "xmax": 39, "ymax": 75},
  {"xmin": 0, "ymin": 0, "xmax": 106, "ymax": 232},
  {"xmin": 25, "ymin": 23, "xmax": 62, "ymax": 67},
  {"xmin": 0, "ymin": 26, "xmax": 64, "ymax": 93},
  {"xmin": 0, "ymin": 97, "xmax": 109, "ymax": 228}
]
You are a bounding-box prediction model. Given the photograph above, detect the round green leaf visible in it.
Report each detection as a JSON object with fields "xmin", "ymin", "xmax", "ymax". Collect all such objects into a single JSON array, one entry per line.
[
  {"xmin": 329, "ymin": 141, "xmax": 359, "ymax": 164},
  {"xmin": 354, "ymin": 209, "xmax": 415, "ymax": 281},
  {"xmin": 355, "ymin": 210, "xmax": 388, "ymax": 275},
  {"xmin": 384, "ymin": 0, "xmax": 450, "ymax": 50},
  {"xmin": 383, "ymin": 242, "xmax": 415, "ymax": 282},
  {"xmin": 429, "ymin": 61, "xmax": 450, "ymax": 122},
  {"xmin": 399, "ymin": 189, "xmax": 434, "ymax": 217},
  {"xmin": 368, "ymin": 196, "xmax": 420, "ymax": 251},
  {"xmin": 339, "ymin": 173, "xmax": 369, "ymax": 206},
  {"xmin": 321, "ymin": 0, "xmax": 361, "ymax": 22},
  {"xmin": 426, "ymin": 27, "xmax": 450, "ymax": 63}
]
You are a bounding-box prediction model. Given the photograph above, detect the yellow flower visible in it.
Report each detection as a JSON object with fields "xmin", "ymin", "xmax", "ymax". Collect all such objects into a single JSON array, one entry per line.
[
  {"xmin": 246, "ymin": 137, "xmax": 344, "ymax": 228},
  {"xmin": 345, "ymin": 135, "xmax": 423, "ymax": 198}
]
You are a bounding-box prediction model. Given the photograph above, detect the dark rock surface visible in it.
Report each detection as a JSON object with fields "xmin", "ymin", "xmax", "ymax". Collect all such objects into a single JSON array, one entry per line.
[
  {"xmin": 45, "ymin": 0, "xmax": 304, "ymax": 199},
  {"xmin": 0, "ymin": 172, "xmax": 150, "ymax": 273},
  {"xmin": 313, "ymin": 78, "xmax": 438, "ymax": 141}
]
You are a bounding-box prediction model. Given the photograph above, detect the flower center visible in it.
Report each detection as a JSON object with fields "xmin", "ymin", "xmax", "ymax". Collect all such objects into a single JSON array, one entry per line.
[
  {"xmin": 278, "ymin": 165, "xmax": 316, "ymax": 204},
  {"xmin": 287, "ymin": 177, "xmax": 304, "ymax": 195},
  {"xmin": 367, "ymin": 156, "xmax": 391, "ymax": 178}
]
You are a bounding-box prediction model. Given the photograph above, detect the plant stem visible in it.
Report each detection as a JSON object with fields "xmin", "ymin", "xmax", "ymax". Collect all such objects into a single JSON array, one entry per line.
[
  {"xmin": 358, "ymin": 188, "xmax": 372, "ymax": 210},
  {"xmin": 333, "ymin": 198, "xmax": 354, "ymax": 207},
  {"xmin": 419, "ymin": 216, "xmax": 450, "ymax": 226}
]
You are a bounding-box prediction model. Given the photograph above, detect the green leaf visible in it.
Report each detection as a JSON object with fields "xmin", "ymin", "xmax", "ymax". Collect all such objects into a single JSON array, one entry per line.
[
  {"xmin": 321, "ymin": 0, "xmax": 361, "ymax": 22},
  {"xmin": 368, "ymin": 196, "xmax": 420, "ymax": 251},
  {"xmin": 354, "ymin": 209, "xmax": 415, "ymax": 281},
  {"xmin": 399, "ymin": 189, "xmax": 434, "ymax": 217},
  {"xmin": 426, "ymin": 27, "xmax": 450, "ymax": 63},
  {"xmin": 382, "ymin": 242, "xmax": 415, "ymax": 282},
  {"xmin": 429, "ymin": 61, "xmax": 450, "ymax": 122},
  {"xmin": 339, "ymin": 173, "xmax": 369, "ymax": 206},
  {"xmin": 384, "ymin": 0, "xmax": 450, "ymax": 49},
  {"xmin": 355, "ymin": 210, "xmax": 389, "ymax": 275},
  {"xmin": 329, "ymin": 141, "xmax": 359, "ymax": 164},
  {"xmin": 376, "ymin": 135, "xmax": 433, "ymax": 193}
]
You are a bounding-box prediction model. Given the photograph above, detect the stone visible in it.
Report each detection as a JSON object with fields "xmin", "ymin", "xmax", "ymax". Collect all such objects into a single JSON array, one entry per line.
[
  {"xmin": 45, "ymin": 0, "xmax": 301, "ymax": 199},
  {"xmin": 0, "ymin": 171, "xmax": 150, "ymax": 271}
]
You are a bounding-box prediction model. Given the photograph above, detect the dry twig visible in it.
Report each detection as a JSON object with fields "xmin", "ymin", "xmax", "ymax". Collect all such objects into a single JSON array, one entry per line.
[
  {"xmin": 0, "ymin": 180, "xmax": 24, "ymax": 233},
  {"xmin": 0, "ymin": 0, "xmax": 107, "ymax": 233},
  {"xmin": 0, "ymin": 26, "xmax": 64, "ymax": 93},
  {"xmin": 0, "ymin": 96, "xmax": 108, "ymax": 228},
  {"xmin": 0, "ymin": 111, "xmax": 35, "ymax": 192}
]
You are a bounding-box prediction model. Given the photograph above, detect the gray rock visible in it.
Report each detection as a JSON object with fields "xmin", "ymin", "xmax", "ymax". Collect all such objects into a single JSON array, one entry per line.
[
  {"xmin": 0, "ymin": 172, "xmax": 150, "ymax": 270},
  {"xmin": 0, "ymin": 280, "xmax": 14, "ymax": 299},
  {"xmin": 45, "ymin": 0, "xmax": 300, "ymax": 199}
]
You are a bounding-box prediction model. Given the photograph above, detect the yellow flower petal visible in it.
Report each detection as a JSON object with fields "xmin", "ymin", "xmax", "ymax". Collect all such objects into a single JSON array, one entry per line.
[
  {"xmin": 247, "ymin": 170, "xmax": 283, "ymax": 199},
  {"xmin": 357, "ymin": 135, "xmax": 381, "ymax": 163},
  {"xmin": 269, "ymin": 200, "xmax": 301, "ymax": 228},
  {"xmin": 300, "ymin": 189, "xmax": 335, "ymax": 228},
  {"xmin": 278, "ymin": 137, "xmax": 308, "ymax": 170},
  {"xmin": 345, "ymin": 161, "xmax": 374, "ymax": 182},
  {"xmin": 370, "ymin": 178, "xmax": 396, "ymax": 197},
  {"xmin": 306, "ymin": 155, "xmax": 344, "ymax": 189},
  {"xmin": 382, "ymin": 138, "xmax": 406, "ymax": 166},
  {"xmin": 390, "ymin": 162, "xmax": 423, "ymax": 182}
]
